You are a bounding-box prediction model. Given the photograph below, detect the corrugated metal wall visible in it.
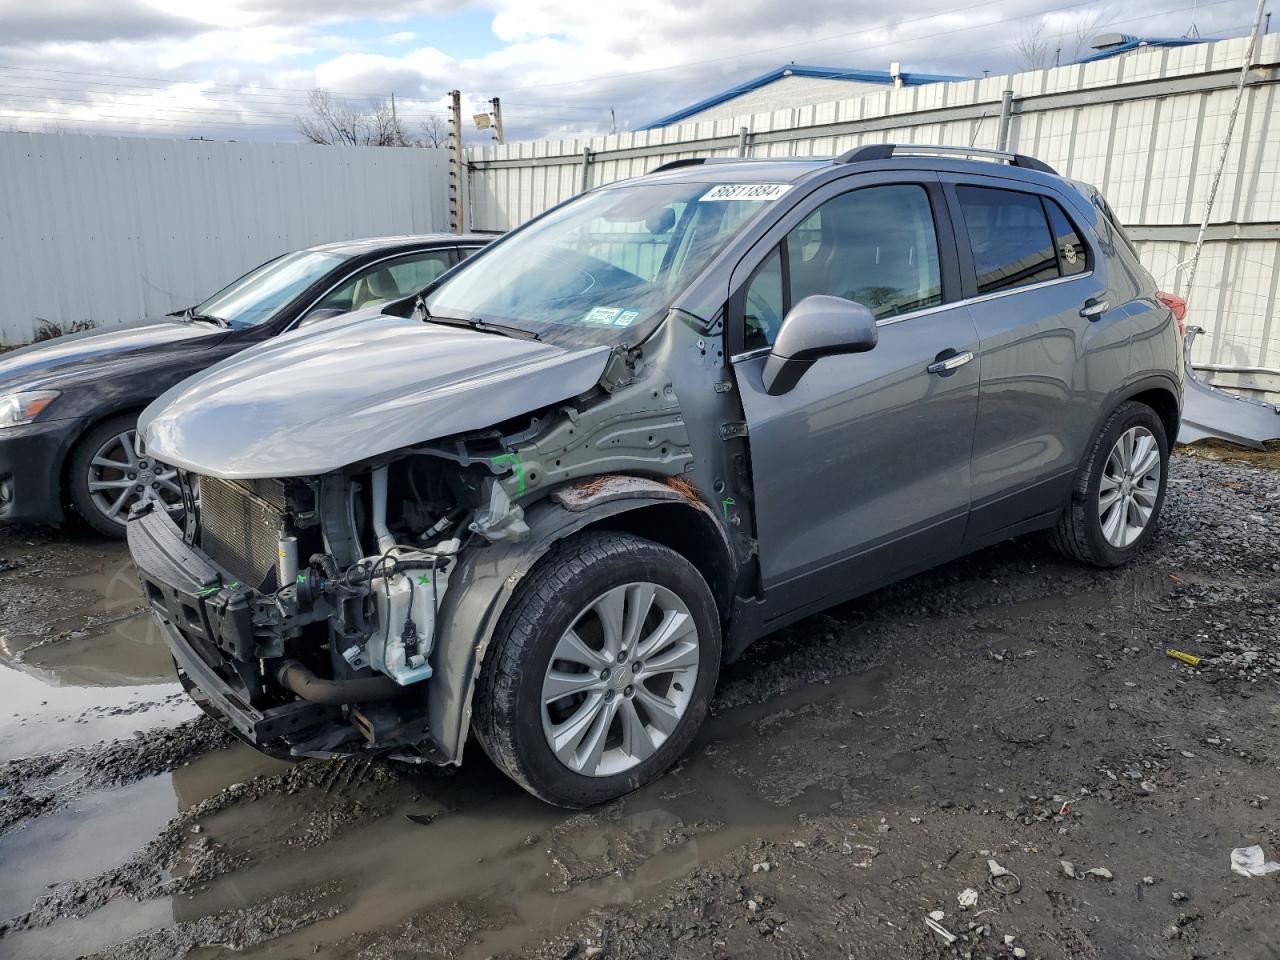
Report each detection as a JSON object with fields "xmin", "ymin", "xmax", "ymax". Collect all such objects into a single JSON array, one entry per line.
[
  {"xmin": 0, "ymin": 134, "xmax": 450, "ymax": 344},
  {"xmin": 468, "ymin": 34, "xmax": 1280, "ymax": 370}
]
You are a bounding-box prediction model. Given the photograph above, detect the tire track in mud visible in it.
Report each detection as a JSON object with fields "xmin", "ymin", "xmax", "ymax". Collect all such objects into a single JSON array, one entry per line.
[{"xmin": 0, "ymin": 454, "xmax": 1277, "ymax": 959}]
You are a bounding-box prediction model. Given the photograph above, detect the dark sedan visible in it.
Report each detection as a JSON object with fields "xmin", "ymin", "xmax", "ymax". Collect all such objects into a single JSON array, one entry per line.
[{"xmin": 0, "ymin": 233, "xmax": 492, "ymax": 536}]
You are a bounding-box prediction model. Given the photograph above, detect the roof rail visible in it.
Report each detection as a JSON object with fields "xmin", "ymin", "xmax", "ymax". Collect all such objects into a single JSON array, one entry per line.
[
  {"xmin": 648, "ymin": 156, "xmax": 752, "ymax": 173},
  {"xmin": 837, "ymin": 143, "xmax": 1057, "ymax": 175},
  {"xmin": 650, "ymin": 157, "xmax": 711, "ymax": 173}
]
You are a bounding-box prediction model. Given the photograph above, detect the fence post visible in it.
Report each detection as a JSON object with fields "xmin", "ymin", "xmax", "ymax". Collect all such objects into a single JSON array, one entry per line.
[
  {"xmin": 996, "ymin": 89, "xmax": 1015, "ymax": 151},
  {"xmin": 579, "ymin": 147, "xmax": 594, "ymax": 193}
]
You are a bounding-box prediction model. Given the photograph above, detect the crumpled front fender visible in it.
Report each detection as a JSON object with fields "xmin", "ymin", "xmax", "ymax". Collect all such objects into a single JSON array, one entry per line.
[{"xmin": 425, "ymin": 475, "xmax": 726, "ymax": 764}]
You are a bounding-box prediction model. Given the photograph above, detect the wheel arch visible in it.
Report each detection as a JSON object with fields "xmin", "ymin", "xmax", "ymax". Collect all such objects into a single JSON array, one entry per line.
[
  {"xmin": 426, "ymin": 475, "xmax": 735, "ymax": 767},
  {"xmin": 1108, "ymin": 375, "xmax": 1181, "ymax": 447}
]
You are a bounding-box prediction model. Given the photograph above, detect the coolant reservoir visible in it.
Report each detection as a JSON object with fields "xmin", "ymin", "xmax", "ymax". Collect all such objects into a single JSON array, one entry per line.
[{"xmin": 365, "ymin": 544, "xmax": 456, "ymax": 685}]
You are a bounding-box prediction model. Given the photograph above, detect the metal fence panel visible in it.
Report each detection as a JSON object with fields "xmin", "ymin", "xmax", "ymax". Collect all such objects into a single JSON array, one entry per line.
[{"xmin": 0, "ymin": 134, "xmax": 450, "ymax": 344}]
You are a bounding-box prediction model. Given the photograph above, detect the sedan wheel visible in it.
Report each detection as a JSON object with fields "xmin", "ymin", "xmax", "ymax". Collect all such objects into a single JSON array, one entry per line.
[
  {"xmin": 541, "ymin": 582, "xmax": 700, "ymax": 778},
  {"xmin": 69, "ymin": 413, "xmax": 183, "ymax": 537}
]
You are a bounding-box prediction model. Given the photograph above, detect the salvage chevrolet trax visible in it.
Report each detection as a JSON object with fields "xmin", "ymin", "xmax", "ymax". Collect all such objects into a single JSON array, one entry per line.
[{"xmin": 129, "ymin": 145, "xmax": 1183, "ymax": 807}]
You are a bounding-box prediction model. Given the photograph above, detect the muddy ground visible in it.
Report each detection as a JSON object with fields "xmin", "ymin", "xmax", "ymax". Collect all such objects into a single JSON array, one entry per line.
[{"xmin": 1, "ymin": 451, "xmax": 1277, "ymax": 960}]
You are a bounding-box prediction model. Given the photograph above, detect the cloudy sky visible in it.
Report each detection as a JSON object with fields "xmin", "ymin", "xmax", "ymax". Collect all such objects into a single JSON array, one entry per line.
[{"xmin": 0, "ymin": 0, "xmax": 1260, "ymax": 144}]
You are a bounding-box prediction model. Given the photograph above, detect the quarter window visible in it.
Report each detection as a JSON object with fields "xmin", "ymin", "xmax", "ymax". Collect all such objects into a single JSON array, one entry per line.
[
  {"xmin": 955, "ymin": 186, "xmax": 1059, "ymax": 293},
  {"xmin": 742, "ymin": 184, "xmax": 943, "ymax": 351},
  {"xmin": 1045, "ymin": 199, "xmax": 1088, "ymax": 276}
]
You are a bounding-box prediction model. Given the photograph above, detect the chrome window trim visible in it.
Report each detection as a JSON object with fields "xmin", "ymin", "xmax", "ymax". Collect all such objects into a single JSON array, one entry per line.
[
  {"xmin": 729, "ymin": 269, "xmax": 1094, "ymax": 362},
  {"xmin": 286, "ymin": 246, "xmax": 458, "ymax": 331}
]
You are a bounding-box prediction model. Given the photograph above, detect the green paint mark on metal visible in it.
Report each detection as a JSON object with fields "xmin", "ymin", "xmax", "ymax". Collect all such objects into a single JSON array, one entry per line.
[
  {"xmin": 492, "ymin": 452, "xmax": 526, "ymax": 495},
  {"xmin": 416, "ymin": 574, "xmax": 432, "ymax": 586},
  {"xmin": 720, "ymin": 497, "xmax": 735, "ymax": 520},
  {"xmin": 198, "ymin": 585, "xmax": 220, "ymax": 597},
  {"xmin": 297, "ymin": 573, "xmax": 307, "ymax": 585}
]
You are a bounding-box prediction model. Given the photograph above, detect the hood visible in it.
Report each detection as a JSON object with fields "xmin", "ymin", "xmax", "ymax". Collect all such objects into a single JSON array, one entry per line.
[
  {"xmin": 140, "ymin": 316, "xmax": 612, "ymax": 478},
  {"xmin": 0, "ymin": 318, "xmax": 226, "ymax": 391}
]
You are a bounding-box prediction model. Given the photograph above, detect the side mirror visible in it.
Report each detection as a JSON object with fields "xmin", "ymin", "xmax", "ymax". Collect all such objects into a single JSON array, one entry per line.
[
  {"xmin": 297, "ymin": 308, "xmax": 348, "ymax": 328},
  {"xmin": 761, "ymin": 295, "xmax": 879, "ymax": 395}
]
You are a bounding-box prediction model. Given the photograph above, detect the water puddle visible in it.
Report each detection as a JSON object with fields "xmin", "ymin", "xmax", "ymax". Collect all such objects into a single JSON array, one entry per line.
[
  {"xmin": 0, "ymin": 776, "xmax": 179, "ymax": 919},
  {"xmin": 0, "ymin": 552, "xmax": 191, "ymax": 758}
]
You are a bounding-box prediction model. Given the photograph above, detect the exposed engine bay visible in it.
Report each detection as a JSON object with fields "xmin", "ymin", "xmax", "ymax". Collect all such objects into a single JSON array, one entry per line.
[{"xmin": 133, "ymin": 354, "xmax": 701, "ymax": 762}]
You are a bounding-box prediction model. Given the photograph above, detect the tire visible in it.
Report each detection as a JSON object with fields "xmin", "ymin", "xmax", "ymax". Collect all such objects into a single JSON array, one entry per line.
[
  {"xmin": 67, "ymin": 413, "xmax": 183, "ymax": 538},
  {"xmin": 1049, "ymin": 400, "xmax": 1169, "ymax": 567},
  {"xmin": 473, "ymin": 531, "xmax": 721, "ymax": 808}
]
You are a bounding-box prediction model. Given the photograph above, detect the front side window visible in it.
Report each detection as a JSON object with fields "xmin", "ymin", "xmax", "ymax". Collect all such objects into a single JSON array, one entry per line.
[
  {"xmin": 425, "ymin": 181, "xmax": 786, "ymax": 348},
  {"xmin": 193, "ymin": 250, "xmax": 347, "ymax": 328},
  {"xmin": 742, "ymin": 184, "xmax": 943, "ymax": 351},
  {"xmin": 955, "ymin": 185, "xmax": 1059, "ymax": 293}
]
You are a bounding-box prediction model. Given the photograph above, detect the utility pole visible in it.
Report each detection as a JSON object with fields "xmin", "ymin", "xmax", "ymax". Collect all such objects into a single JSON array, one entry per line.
[
  {"xmin": 390, "ymin": 93, "xmax": 400, "ymax": 145},
  {"xmin": 490, "ymin": 97, "xmax": 504, "ymax": 145},
  {"xmin": 449, "ymin": 89, "xmax": 465, "ymax": 233}
]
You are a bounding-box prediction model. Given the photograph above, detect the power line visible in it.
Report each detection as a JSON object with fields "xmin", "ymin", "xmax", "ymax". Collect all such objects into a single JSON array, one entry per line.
[{"xmin": 492, "ymin": 0, "xmax": 1252, "ymax": 95}]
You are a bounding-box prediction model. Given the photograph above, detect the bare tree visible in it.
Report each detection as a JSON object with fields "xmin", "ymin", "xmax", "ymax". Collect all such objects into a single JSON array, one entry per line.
[
  {"xmin": 1013, "ymin": 20, "xmax": 1052, "ymax": 71},
  {"xmin": 297, "ymin": 89, "xmax": 437, "ymax": 147},
  {"xmin": 418, "ymin": 114, "xmax": 449, "ymax": 148},
  {"xmin": 1071, "ymin": 9, "xmax": 1114, "ymax": 61}
]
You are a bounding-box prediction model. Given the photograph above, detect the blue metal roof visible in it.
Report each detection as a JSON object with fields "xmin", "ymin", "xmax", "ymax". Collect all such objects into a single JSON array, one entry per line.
[
  {"xmin": 1073, "ymin": 36, "xmax": 1206, "ymax": 64},
  {"xmin": 640, "ymin": 64, "xmax": 968, "ymax": 130}
]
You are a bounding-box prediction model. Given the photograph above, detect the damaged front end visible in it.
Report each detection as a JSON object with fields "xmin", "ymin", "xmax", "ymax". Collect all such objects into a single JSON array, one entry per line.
[{"xmin": 128, "ymin": 349, "xmax": 698, "ymax": 762}]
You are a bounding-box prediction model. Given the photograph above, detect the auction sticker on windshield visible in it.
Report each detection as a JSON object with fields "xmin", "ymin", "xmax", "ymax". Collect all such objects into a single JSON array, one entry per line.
[{"xmin": 699, "ymin": 184, "xmax": 792, "ymax": 202}]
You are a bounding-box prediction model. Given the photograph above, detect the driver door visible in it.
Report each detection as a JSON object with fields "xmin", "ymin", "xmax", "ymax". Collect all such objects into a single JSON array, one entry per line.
[{"xmin": 730, "ymin": 175, "xmax": 981, "ymax": 620}]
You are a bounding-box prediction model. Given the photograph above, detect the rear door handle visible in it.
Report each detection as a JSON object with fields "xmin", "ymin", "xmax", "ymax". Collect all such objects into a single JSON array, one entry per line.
[
  {"xmin": 1080, "ymin": 297, "xmax": 1109, "ymax": 319},
  {"xmin": 926, "ymin": 350, "xmax": 974, "ymax": 375}
]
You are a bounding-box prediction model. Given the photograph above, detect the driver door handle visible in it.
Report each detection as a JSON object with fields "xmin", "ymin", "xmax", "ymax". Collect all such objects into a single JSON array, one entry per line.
[{"xmin": 926, "ymin": 350, "xmax": 974, "ymax": 375}]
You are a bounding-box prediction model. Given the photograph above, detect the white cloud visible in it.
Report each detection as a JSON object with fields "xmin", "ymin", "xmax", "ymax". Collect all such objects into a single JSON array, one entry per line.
[{"xmin": 0, "ymin": 0, "xmax": 1258, "ymax": 141}]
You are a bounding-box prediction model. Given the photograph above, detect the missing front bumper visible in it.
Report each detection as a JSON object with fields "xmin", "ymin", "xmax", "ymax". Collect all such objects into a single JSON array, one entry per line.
[{"xmin": 128, "ymin": 506, "xmax": 339, "ymax": 747}]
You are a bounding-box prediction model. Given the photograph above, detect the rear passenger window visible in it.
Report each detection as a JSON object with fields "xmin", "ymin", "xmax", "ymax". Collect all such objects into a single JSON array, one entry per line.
[
  {"xmin": 1045, "ymin": 199, "xmax": 1088, "ymax": 276},
  {"xmin": 956, "ymin": 186, "xmax": 1058, "ymax": 293}
]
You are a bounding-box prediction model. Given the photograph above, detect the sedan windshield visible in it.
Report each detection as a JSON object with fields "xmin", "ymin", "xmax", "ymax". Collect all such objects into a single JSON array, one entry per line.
[
  {"xmin": 193, "ymin": 250, "xmax": 347, "ymax": 328},
  {"xmin": 424, "ymin": 180, "xmax": 787, "ymax": 347}
]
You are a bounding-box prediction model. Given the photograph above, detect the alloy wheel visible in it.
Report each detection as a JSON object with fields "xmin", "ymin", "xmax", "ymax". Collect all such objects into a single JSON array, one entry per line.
[
  {"xmin": 1097, "ymin": 425, "xmax": 1161, "ymax": 548},
  {"xmin": 86, "ymin": 428, "xmax": 182, "ymax": 527},
  {"xmin": 541, "ymin": 582, "xmax": 700, "ymax": 778}
]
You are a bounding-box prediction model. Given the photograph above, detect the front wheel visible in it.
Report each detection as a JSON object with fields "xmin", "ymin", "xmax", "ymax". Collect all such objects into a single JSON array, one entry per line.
[
  {"xmin": 1049, "ymin": 400, "xmax": 1169, "ymax": 567},
  {"xmin": 473, "ymin": 531, "xmax": 721, "ymax": 807},
  {"xmin": 67, "ymin": 413, "xmax": 183, "ymax": 538}
]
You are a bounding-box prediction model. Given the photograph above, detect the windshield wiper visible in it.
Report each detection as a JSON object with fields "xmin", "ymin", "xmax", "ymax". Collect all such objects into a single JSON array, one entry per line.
[
  {"xmin": 182, "ymin": 307, "xmax": 231, "ymax": 328},
  {"xmin": 416, "ymin": 299, "xmax": 540, "ymax": 341}
]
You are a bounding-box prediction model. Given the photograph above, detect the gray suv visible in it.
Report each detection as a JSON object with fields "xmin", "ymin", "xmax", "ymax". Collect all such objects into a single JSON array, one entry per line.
[{"xmin": 128, "ymin": 144, "xmax": 1183, "ymax": 807}]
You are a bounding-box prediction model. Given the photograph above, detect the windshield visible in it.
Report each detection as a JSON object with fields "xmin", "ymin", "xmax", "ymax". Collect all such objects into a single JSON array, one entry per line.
[
  {"xmin": 193, "ymin": 250, "xmax": 348, "ymax": 328},
  {"xmin": 424, "ymin": 180, "xmax": 787, "ymax": 346}
]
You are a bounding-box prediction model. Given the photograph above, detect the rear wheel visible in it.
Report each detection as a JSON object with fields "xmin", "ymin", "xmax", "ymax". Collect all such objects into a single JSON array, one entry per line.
[
  {"xmin": 473, "ymin": 531, "xmax": 721, "ymax": 807},
  {"xmin": 67, "ymin": 413, "xmax": 182, "ymax": 537},
  {"xmin": 1049, "ymin": 401, "xmax": 1169, "ymax": 567}
]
